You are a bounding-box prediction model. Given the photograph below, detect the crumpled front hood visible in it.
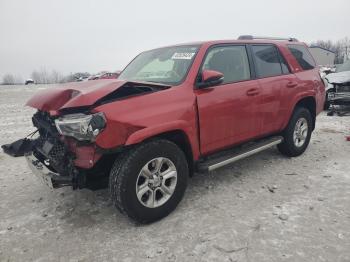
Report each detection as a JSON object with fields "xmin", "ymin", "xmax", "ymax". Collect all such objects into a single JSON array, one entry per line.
[
  {"xmin": 26, "ymin": 79, "xmax": 127, "ymax": 112},
  {"xmin": 325, "ymin": 71, "xmax": 350, "ymax": 84},
  {"xmin": 26, "ymin": 79, "xmax": 168, "ymax": 112}
]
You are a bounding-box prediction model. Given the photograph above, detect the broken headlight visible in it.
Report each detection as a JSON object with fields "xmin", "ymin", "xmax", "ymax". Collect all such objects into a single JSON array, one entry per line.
[{"xmin": 54, "ymin": 112, "xmax": 106, "ymax": 141}]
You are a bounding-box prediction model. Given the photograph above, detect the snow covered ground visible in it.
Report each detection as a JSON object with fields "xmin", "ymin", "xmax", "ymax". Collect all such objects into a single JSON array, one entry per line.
[{"xmin": 0, "ymin": 84, "xmax": 350, "ymax": 262}]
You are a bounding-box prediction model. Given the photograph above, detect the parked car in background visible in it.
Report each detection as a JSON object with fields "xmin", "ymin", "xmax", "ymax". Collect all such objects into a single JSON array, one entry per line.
[
  {"xmin": 76, "ymin": 76, "xmax": 89, "ymax": 82},
  {"xmin": 70, "ymin": 72, "xmax": 91, "ymax": 82},
  {"xmin": 2, "ymin": 36, "xmax": 325, "ymax": 223},
  {"xmin": 99, "ymin": 72, "xmax": 120, "ymax": 79},
  {"xmin": 324, "ymin": 60, "xmax": 350, "ymax": 111},
  {"xmin": 88, "ymin": 74, "xmax": 100, "ymax": 80},
  {"xmin": 89, "ymin": 72, "xmax": 120, "ymax": 80},
  {"xmin": 25, "ymin": 79, "xmax": 35, "ymax": 85}
]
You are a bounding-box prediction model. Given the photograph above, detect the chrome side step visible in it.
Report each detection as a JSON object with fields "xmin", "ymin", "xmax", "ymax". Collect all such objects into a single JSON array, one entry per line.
[{"xmin": 198, "ymin": 136, "xmax": 283, "ymax": 172}]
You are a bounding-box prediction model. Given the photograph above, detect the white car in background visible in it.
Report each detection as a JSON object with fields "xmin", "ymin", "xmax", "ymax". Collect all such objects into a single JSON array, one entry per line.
[{"xmin": 324, "ymin": 60, "xmax": 350, "ymax": 111}]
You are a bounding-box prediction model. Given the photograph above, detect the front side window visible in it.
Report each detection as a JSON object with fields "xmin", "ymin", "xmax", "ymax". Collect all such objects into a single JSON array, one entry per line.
[
  {"xmin": 201, "ymin": 45, "xmax": 251, "ymax": 84},
  {"xmin": 288, "ymin": 44, "xmax": 315, "ymax": 70},
  {"xmin": 118, "ymin": 45, "xmax": 199, "ymax": 85},
  {"xmin": 252, "ymin": 45, "xmax": 283, "ymax": 78}
]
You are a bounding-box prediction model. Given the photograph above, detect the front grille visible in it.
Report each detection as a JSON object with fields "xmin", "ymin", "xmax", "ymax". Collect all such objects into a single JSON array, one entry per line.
[
  {"xmin": 48, "ymin": 142, "xmax": 66, "ymax": 161},
  {"xmin": 335, "ymin": 83, "xmax": 350, "ymax": 93},
  {"xmin": 32, "ymin": 111, "xmax": 71, "ymax": 175},
  {"xmin": 35, "ymin": 135, "xmax": 66, "ymax": 161}
]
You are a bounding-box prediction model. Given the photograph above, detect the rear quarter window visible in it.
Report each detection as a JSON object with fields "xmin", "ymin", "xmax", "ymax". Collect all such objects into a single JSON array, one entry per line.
[{"xmin": 287, "ymin": 44, "xmax": 316, "ymax": 70}]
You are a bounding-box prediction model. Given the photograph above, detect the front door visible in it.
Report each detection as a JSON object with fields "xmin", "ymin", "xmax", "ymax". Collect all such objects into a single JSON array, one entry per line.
[{"xmin": 195, "ymin": 45, "xmax": 261, "ymax": 155}]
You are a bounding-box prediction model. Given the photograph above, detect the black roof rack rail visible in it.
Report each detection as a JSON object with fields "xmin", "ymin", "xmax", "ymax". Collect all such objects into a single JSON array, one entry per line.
[{"xmin": 238, "ymin": 35, "xmax": 298, "ymax": 42}]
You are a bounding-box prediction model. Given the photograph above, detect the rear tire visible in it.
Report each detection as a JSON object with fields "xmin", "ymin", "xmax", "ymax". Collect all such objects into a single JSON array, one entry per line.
[
  {"xmin": 278, "ymin": 107, "xmax": 313, "ymax": 157},
  {"xmin": 109, "ymin": 139, "xmax": 188, "ymax": 223}
]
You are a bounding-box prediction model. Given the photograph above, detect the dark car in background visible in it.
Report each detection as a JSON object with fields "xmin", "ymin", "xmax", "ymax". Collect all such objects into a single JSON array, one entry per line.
[{"xmin": 25, "ymin": 79, "xmax": 35, "ymax": 85}]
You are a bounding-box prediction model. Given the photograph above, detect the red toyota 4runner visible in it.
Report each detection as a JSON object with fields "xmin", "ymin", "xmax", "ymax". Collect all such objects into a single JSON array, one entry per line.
[{"xmin": 2, "ymin": 36, "xmax": 325, "ymax": 223}]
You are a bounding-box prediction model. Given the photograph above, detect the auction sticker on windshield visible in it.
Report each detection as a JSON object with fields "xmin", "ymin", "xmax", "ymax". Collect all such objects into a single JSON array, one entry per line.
[{"xmin": 172, "ymin": 52, "xmax": 195, "ymax": 60}]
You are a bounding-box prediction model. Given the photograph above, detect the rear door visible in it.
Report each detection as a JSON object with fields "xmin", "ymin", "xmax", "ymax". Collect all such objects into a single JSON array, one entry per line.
[
  {"xmin": 195, "ymin": 45, "xmax": 261, "ymax": 155},
  {"xmin": 287, "ymin": 44, "xmax": 324, "ymax": 113},
  {"xmin": 250, "ymin": 44, "xmax": 299, "ymax": 135}
]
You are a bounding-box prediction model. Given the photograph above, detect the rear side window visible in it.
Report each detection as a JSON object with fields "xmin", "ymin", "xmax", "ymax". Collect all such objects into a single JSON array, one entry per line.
[
  {"xmin": 251, "ymin": 45, "xmax": 283, "ymax": 78},
  {"xmin": 288, "ymin": 44, "xmax": 315, "ymax": 70},
  {"xmin": 202, "ymin": 45, "xmax": 251, "ymax": 84}
]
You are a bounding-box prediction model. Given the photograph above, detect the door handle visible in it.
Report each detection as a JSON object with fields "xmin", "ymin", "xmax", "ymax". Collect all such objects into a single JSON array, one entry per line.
[
  {"xmin": 286, "ymin": 81, "xmax": 298, "ymax": 88},
  {"xmin": 246, "ymin": 88, "xmax": 259, "ymax": 96}
]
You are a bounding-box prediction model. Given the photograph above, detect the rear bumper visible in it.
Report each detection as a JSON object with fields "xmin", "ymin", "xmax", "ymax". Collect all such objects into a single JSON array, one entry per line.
[{"xmin": 25, "ymin": 153, "xmax": 73, "ymax": 189}]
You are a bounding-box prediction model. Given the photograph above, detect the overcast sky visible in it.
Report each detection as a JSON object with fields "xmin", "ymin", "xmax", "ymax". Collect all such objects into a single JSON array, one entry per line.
[{"xmin": 0, "ymin": 0, "xmax": 349, "ymax": 80}]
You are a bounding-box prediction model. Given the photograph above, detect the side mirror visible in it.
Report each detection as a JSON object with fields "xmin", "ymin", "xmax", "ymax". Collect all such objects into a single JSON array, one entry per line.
[{"xmin": 197, "ymin": 70, "xmax": 224, "ymax": 88}]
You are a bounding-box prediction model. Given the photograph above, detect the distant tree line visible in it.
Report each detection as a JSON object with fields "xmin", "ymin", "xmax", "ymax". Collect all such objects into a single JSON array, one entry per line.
[
  {"xmin": 1, "ymin": 68, "xmax": 91, "ymax": 85},
  {"xmin": 310, "ymin": 37, "xmax": 350, "ymax": 64},
  {"xmin": 2, "ymin": 74, "xmax": 23, "ymax": 85}
]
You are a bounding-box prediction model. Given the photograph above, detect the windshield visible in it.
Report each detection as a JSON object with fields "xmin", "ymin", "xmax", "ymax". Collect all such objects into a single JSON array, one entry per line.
[
  {"xmin": 336, "ymin": 60, "xmax": 350, "ymax": 72},
  {"xmin": 118, "ymin": 45, "xmax": 199, "ymax": 85}
]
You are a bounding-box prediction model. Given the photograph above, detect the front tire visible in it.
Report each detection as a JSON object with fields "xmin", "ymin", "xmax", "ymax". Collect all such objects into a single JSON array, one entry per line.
[
  {"xmin": 109, "ymin": 139, "xmax": 188, "ymax": 223},
  {"xmin": 278, "ymin": 107, "xmax": 313, "ymax": 157}
]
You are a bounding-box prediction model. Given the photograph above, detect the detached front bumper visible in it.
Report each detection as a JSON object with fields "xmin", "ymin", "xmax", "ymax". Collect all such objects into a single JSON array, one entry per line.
[
  {"xmin": 25, "ymin": 153, "xmax": 73, "ymax": 189},
  {"xmin": 2, "ymin": 110, "xmax": 109, "ymax": 190},
  {"xmin": 2, "ymin": 135, "xmax": 104, "ymax": 190}
]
